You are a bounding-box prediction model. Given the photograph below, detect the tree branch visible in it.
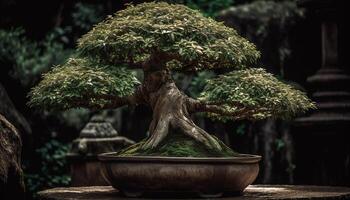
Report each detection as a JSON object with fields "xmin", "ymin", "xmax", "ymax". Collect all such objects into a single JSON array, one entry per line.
[
  {"xmin": 71, "ymin": 86, "xmax": 145, "ymax": 110},
  {"xmin": 186, "ymin": 98, "xmax": 269, "ymax": 120}
]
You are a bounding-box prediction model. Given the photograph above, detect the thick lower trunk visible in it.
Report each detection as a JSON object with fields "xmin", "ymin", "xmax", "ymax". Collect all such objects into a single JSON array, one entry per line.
[{"xmin": 140, "ymin": 73, "xmax": 222, "ymax": 150}]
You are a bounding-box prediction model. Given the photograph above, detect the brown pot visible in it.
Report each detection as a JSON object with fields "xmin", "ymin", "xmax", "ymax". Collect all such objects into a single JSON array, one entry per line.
[{"xmin": 98, "ymin": 153, "xmax": 261, "ymax": 198}]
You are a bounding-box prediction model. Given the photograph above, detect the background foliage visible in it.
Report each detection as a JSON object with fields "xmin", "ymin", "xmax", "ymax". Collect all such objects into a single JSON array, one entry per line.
[
  {"xmin": 24, "ymin": 140, "xmax": 71, "ymax": 198},
  {"xmin": 0, "ymin": 28, "xmax": 71, "ymax": 87}
]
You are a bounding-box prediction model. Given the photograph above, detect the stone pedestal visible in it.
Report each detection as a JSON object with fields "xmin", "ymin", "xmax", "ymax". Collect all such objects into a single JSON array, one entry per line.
[
  {"xmin": 66, "ymin": 116, "xmax": 134, "ymax": 186},
  {"xmin": 293, "ymin": 0, "xmax": 350, "ymax": 186},
  {"xmin": 37, "ymin": 185, "xmax": 350, "ymax": 200}
]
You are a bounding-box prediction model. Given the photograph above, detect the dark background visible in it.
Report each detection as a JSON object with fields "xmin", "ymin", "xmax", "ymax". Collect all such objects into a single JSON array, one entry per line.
[{"xmin": 0, "ymin": 0, "xmax": 349, "ymax": 199}]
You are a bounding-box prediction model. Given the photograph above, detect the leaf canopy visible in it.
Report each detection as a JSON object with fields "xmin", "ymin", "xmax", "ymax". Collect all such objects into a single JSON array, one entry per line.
[
  {"xmin": 77, "ymin": 2, "xmax": 260, "ymax": 71},
  {"xmin": 28, "ymin": 2, "xmax": 314, "ymax": 121},
  {"xmin": 28, "ymin": 58, "xmax": 140, "ymax": 110},
  {"xmin": 199, "ymin": 68, "xmax": 316, "ymax": 121}
]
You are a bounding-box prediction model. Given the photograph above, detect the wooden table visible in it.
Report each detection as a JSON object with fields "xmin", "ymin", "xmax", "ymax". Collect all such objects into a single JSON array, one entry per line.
[{"xmin": 38, "ymin": 185, "xmax": 350, "ymax": 200}]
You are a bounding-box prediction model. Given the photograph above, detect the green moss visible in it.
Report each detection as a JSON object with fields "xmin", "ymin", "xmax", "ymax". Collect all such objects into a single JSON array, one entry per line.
[{"xmin": 117, "ymin": 132, "xmax": 238, "ymax": 157}]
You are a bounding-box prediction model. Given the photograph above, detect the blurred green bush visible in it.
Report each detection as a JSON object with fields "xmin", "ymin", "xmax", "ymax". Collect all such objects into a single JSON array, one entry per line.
[
  {"xmin": 0, "ymin": 28, "xmax": 72, "ymax": 88},
  {"xmin": 24, "ymin": 140, "xmax": 71, "ymax": 198}
]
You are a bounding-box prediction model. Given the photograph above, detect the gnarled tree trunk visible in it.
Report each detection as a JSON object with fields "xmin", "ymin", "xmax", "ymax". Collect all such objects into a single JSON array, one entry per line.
[{"xmin": 139, "ymin": 69, "xmax": 221, "ymax": 150}]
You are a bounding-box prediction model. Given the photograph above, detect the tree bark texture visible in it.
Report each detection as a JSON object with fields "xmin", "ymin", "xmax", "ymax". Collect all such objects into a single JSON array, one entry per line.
[
  {"xmin": 138, "ymin": 69, "xmax": 222, "ymax": 150},
  {"xmin": 0, "ymin": 114, "xmax": 25, "ymax": 199}
]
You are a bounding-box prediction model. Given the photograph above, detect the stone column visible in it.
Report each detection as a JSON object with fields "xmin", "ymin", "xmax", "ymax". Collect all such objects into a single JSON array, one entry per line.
[
  {"xmin": 66, "ymin": 115, "xmax": 134, "ymax": 186},
  {"xmin": 294, "ymin": 0, "xmax": 350, "ymax": 186}
]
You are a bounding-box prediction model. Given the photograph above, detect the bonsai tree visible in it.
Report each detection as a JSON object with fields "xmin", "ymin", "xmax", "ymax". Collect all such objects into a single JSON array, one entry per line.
[{"xmin": 29, "ymin": 2, "xmax": 315, "ymax": 157}]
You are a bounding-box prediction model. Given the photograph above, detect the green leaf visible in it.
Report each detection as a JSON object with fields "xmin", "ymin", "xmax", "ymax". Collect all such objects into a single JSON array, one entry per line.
[
  {"xmin": 28, "ymin": 57, "xmax": 140, "ymax": 110},
  {"xmin": 199, "ymin": 68, "xmax": 316, "ymax": 121},
  {"xmin": 77, "ymin": 2, "xmax": 260, "ymax": 71}
]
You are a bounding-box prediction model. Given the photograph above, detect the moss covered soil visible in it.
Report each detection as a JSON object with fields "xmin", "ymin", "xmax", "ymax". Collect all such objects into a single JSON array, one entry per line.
[{"xmin": 116, "ymin": 132, "xmax": 238, "ymax": 157}]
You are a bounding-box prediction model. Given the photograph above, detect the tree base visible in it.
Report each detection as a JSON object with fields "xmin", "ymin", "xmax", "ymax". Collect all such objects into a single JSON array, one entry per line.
[{"xmin": 116, "ymin": 132, "xmax": 238, "ymax": 157}]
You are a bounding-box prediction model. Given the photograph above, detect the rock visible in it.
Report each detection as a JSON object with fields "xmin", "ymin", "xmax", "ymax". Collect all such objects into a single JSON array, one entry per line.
[
  {"xmin": 37, "ymin": 185, "xmax": 350, "ymax": 200},
  {"xmin": 0, "ymin": 83, "xmax": 31, "ymax": 136},
  {"xmin": 66, "ymin": 116, "xmax": 135, "ymax": 186},
  {"xmin": 0, "ymin": 114, "xmax": 25, "ymax": 199}
]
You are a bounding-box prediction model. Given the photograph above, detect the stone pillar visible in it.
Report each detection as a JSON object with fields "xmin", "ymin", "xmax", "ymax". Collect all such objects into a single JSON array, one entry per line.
[
  {"xmin": 66, "ymin": 115, "xmax": 134, "ymax": 186},
  {"xmin": 293, "ymin": 0, "xmax": 350, "ymax": 186}
]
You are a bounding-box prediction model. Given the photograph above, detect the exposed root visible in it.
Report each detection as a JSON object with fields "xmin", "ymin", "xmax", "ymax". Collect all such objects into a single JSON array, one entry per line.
[
  {"xmin": 141, "ymin": 115, "xmax": 172, "ymax": 150},
  {"xmin": 174, "ymin": 117, "xmax": 222, "ymax": 151},
  {"xmin": 138, "ymin": 79, "xmax": 229, "ymax": 154}
]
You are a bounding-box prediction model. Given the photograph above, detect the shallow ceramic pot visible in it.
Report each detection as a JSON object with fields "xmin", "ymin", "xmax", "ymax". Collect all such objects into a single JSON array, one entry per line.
[{"xmin": 98, "ymin": 153, "xmax": 261, "ymax": 198}]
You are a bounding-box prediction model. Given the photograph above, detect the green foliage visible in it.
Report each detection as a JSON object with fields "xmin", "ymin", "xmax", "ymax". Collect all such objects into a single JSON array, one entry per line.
[
  {"xmin": 275, "ymin": 138, "xmax": 285, "ymax": 151},
  {"xmin": 28, "ymin": 58, "xmax": 140, "ymax": 110},
  {"xmin": 77, "ymin": 2, "xmax": 260, "ymax": 71},
  {"xmin": 0, "ymin": 28, "xmax": 71, "ymax": 87},
  {"xmin": 170, "ymin": 0, "xmax": 234, "ymax": 17},
  {"xmin": 117, "ymin": 131, "xmax": 237, "ymax": 157},
  {"xmin": 221, "ymin": 1, "xmax": 303, "ymax": 40},
  {"xmin": 185, "ymin": 0, "xmax": 234, "ymax": 17},
  {"xmin": 59, "ymin": 108, "xmax": 91, "ymax": 130},
  {"xmin": 199, "ymin": 68, "xmax": 316, "ymax": 121},
  {"xmin": 28, "ymin": 1, "xmax": 313, "ymax": 125},
  {"xmin": 235, "ymin": 123, "xmax": 246, "ymax": 136},
  {"xmin": 72, "ymin": 2, "xmax": 104, "ymax": 33},
  {"xmin": 219, "ymin": 1, "xmax": 304, "ymax": 71},
  {"xmin": 25, "ymin": 140, "xmax": 71, "ymax": 197},
  {"xmin": 188, "ymin": 71, "xmax": 215, "ymax": 97}
]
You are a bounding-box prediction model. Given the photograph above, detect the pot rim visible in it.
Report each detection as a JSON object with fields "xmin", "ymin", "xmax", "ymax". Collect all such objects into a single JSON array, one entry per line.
[{"xmin": 98, "ymin": 152, "xmax": 261, "ymax": 164}]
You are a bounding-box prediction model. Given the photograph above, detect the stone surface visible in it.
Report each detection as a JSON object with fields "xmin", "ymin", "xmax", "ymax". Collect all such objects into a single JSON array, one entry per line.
[
  {"xmin": 66, "ymin": 116, "xmax": 135, "ymax": 186},
  {"xmin": 0, "ymin": 114, "xmax": 25, "ymax": 199},
  {"xmin": 79, "ymin": 116, "xmax": 119, "ymax": 138},
  {"xmin": 0, "ymin": 83, "xmax": 31, "ymax": 136},
  {"xmin": 293, "ymin": 0, "xmax": 350, "ymax": 186},
  {"xmin": 37, "ymin": 185, "xmax": 350, "ymax": 200}
]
